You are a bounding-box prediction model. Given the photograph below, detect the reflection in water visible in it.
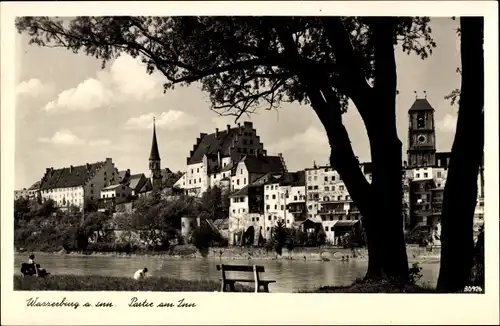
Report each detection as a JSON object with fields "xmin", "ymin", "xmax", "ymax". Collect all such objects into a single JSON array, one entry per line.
[{"xmin": 14, "ymin": 254, "xmax": 439, "ymax": 292}]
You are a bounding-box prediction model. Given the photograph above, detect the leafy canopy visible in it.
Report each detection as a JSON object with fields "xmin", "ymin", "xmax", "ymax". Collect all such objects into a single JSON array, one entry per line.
[{"xmin": 16, "ymin": 16, "xmax": 436, "ymax": 119}]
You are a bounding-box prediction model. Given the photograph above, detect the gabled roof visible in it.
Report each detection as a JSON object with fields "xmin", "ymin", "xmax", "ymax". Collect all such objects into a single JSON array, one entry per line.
[
  {"xmin": 28, "ymin": 181, "xmax": 41, "ymax": 190},
  {"xmin": 101, "ymin": 184, "xmax": 128, "ymax": 191},
  {"xmin": 243, "ymin": 155, "xmax": 284, "ymax": 175},
  {"xmin": 188, "ymin": 128, "xmax": 241, "ymax": 165},
  {"xmin": 138, "ymin": 178, "xmax": 153, "ymax": 193},
  {"xmin": 40, "ymin": 161, "xmax": 106, "ymax": 190},
  {"xmin": 409, "ymin": 98, "xmax": 435, "ymax": 112},
  {"xmin": 229, "ymin": 185, "xmax": 250, "ymax": 198},
  {"xmin": 121, "ymin": 173, "xmax": 149, "ymax": 193}
]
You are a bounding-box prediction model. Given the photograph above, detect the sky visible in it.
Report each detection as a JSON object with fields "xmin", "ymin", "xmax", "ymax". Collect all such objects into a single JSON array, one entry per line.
[{"xmin": 14, "ymin": 17, "xmax": 461, "ymax": 189}]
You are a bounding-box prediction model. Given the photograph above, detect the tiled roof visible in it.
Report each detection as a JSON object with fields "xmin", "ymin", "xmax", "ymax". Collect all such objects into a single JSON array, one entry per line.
[
  {"xmin": 101, "ymin": 184, "xmax": 125, "ymax": 191},
  {"xmin": 188, "ymin": 128, "xmax": 241, "ymax": 165},
  {"xmin": 409, "ymin": 98, "xmax": 435, "ymax": 112},
  {"xmin": 39, "ymin": 161, "xmax": 106, "ymax": 190},
  {"xmin": 243, "ymin": 155, "xmax": 284, "ymax": 175},
  {"xmin": 28, "ymin": 181, "xmax": 41, "ymax": 190},
  {"xmin": 127, "ymin": 174, "xmax": 148, "ymax": 193},
  {"xmin": 229, "ymin": 185, "xmax": 249, "ymax": 197}
]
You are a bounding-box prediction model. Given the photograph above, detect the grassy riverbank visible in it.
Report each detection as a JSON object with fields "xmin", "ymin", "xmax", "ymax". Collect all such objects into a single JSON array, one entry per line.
[
  {"xmin": 14, "ymin": 275, "xmax": 252, "ymax": 292},
  {"xmin": 303, "ymin": 278, "xmax": 436, "ymax": 293},
  {"xmin": 15, "ymin": 274, "xmax": 436, "ymax": 293}
]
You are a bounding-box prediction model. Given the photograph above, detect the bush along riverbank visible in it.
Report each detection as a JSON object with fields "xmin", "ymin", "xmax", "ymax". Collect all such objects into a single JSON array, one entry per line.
[{"xmin": 14, "ymin": 274, "xmax": 252, "ymax": 292}]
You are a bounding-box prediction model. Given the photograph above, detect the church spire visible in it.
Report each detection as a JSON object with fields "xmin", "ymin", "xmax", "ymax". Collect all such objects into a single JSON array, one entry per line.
[{"xmin": 149, "ymin": 116, "xmax": 161, "ymax": 161}]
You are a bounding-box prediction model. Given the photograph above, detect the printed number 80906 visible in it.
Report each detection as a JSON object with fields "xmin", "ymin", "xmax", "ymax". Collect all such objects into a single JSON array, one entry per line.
[{"xmin": 464, "ymin": 286, "xmax": 483, "ymax": 293}]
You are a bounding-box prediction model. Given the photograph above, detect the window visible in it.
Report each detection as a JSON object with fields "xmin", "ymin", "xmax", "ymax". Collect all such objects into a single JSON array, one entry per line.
[
  {"xmin": 437, "ymin": 172, "xmax": 442, "ymax": 178},
  {"xmin": 294, "ymin": 196, "xmax": 298, "ymax": 201},
  {"xmin": 346, "ymin": 196, "xmax": 350, "ymax": 200},
  {"xmin": 281, "ymin": 205, "xmax": 284, "ymax": 210},
  {"xmin": 252, "ymin": 217, "xmax": 255, "ymax": 222},
  {"xmin": 267, "ymin": 227, "xmax": 270, "ymax": 231},
  {"xmin": 325, "ymin": 226, "xmax": 329, "ymax": 231},
  {"xmin": 424, "ymin": 173, "xmax": 428, "ymax": 178},
  {"xmin": 274, "ymin": 205, "xmax": 277, "ymax": 209},
  {"xmin": 324, "ymin": 176, "xmax": 328, "ymax": 181},
  {"xmin": 197, "ymin": 168, "xmax": 199, "ymax": 173},
  {"xmin": 199, "ymin": 178, "xmax": 201, "ymax": 183},
  {"xmin": 331, "ymin": 186, "xmax": 335, "ymax": 191},
  {"xmin": 280, "ymin": 193, "xmax": 284, "ymax": 199},
  {"xmin": 325, "ymin": 186, "xmax": 329, "ymax": 191},
  {"xmin": 232, "ymin": 209, "xmax": 235, "ymax": 213},
  {"xmin": 266, "ymin": 195, "xmax": 269, "ymax": 200},
  {"xmin": 268, "ymin": 216, "xmax": 271, "ymax": 220},
  {"xmin": 240, "ymin": 169, "xmax": 243, "ymax": 174},
  {"xmin": 314, "ymin": 185, "xmax": 318, "ymax": 190},
  {"xmin": 256, "ymin": 217, "xmax": 259, "ymax": 221},
  {"xmin": 417, "ymin": 112, "xmax": 425, "ymax": 128},
  {"xmin": 191, "ymin": 169, "xmax": 193, "ymax": 174},
  {"xmin": 308, "ymin": 176, "xmax": 312, "ymax": 181},
  {"xmin": 314, "ymin": 176, "xmax": 317, "ymax": 181},
  {"xmin": 272, "ymin": 194, "xmax": 276, "ymax": 199},
  {"xmin": 339, "ymin": 186, "xmax": 345, "ymax": 191},
  {"xmin": 416, "ymin": 173, "xmax": 420, "ymax": 178},
  {"xmin": 237, "ymin": 179, "xmax": 240, "ymax": 185},
  {"xmin": 338, "ymin": 196, "xmax": 342, "ymax": 200},
  {"xmin": 287, "ymin": 220, "xmax": 290, "ymax": 224},
  {"xmin": 331, "ymin": 176, "xmax": 335, "ymax": 181},
  {"xmin": 308, "ymin": 186, "xmax": 312, "ymax": 190},
  {"xmin": 266, "ymin": 205, "xmax": 270, "ymax": 210}
]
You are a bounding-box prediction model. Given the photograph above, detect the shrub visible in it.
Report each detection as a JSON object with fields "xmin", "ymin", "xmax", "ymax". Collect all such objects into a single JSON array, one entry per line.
[
  {"xmin": 408, "ymin": 263, "xmax": 423, "ymax": 285},
  {"xmin": 191, "ymin": 224, "xmax": 214, "ymax": 257}
]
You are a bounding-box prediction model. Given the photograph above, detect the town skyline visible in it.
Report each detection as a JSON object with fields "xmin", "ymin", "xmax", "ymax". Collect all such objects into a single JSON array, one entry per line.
[{"xmin": 15, "ymin": 17, "xmax": 461, "ymax": 189}]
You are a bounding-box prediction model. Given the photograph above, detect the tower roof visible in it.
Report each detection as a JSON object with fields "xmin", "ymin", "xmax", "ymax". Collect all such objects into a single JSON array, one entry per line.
[
  {"xmin": 149, "ymin": 118, "xmax": 161, "ymax": 161},
  {"xmin": 409, "ymin": 98, "xmax": 435, "ymax": 112}
]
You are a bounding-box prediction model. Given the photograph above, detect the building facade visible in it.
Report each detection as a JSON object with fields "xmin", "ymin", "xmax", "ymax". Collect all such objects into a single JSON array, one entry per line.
[
  {"xmin": 175, "ymin": 121, "xmax": 268, "ymax": 197},
  {"xmin": 39, "ymin": 158, "xmax": 119, "ymax": 209}
]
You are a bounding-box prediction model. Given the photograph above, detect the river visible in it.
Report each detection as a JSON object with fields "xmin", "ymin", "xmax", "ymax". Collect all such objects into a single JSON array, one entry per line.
[{"xmin": 14, "ymin": 253, "xmax": 439, "ymax": 292}]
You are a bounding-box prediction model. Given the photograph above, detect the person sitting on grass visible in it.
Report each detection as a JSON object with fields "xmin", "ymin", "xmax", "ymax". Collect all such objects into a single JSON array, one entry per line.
[
  {"xmin": 133, "ymin": 267, "xmax": 148, "ymax": 280},
  {"xmin": 28, "ymin": 254, "xmax": 47, "ymax": 277}
]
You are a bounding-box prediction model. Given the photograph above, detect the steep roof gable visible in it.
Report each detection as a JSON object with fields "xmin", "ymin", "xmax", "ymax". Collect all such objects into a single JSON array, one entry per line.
[
  {"xmin": 188, "ymin": 128, "xmax": 240, "ymax": 165},
  {"xmin": 409, "ymin": 98, "xmax": 435, "ymax": 112},
  {"xmin": 243, "ymin": 155, "xmax": 285, "ymax": 175}
]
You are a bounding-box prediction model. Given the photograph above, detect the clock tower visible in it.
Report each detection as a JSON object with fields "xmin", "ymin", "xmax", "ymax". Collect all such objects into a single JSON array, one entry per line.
[{"xmin": 407, "ymin": 96, "xmax": 436, "ymax": 168}]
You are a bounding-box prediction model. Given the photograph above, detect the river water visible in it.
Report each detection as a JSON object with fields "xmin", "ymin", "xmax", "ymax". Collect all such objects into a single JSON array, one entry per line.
[{"xmin": 14, "ymin": 254, "xmax": 439, "ymax": 292}]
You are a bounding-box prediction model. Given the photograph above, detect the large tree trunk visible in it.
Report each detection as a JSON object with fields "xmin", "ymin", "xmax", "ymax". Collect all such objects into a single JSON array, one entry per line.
[
  {"xmin": 277, "ymin": 19, "xmax": 409, "ymax": 282},
  {"xmin": 362, "ymin": 18, "xmax": 409, "ymax": 281},
  {"xmin": 437, "ymin": 17, "xmax": 484, "ymax": 293}
]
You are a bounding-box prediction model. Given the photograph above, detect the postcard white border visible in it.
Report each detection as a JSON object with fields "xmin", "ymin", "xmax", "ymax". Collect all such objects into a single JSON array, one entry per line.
[{"xmin": 1, "ymin": 1, "xmax": 499, "ymax": 325}]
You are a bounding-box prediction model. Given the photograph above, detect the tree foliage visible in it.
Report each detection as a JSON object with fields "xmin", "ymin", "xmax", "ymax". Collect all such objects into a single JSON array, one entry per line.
[{"xmin": 16, "ymin": 16, "xmax": 435, "ymax": 117}]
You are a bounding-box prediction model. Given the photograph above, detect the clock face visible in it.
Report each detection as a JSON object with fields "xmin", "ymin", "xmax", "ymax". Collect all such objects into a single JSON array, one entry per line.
[{"xmin": 417, "ymin": 134, "xmax": 427, "ymax": 144}]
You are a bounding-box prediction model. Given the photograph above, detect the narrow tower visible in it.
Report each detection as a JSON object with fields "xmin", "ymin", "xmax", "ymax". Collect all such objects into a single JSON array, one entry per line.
[
  {"xmin": 407, "ymin": 92, "xmax": 437, "ymax": 168},
  {"xmin": 149, "ymin": 117, "xmax": 162, "ymax": 194}
]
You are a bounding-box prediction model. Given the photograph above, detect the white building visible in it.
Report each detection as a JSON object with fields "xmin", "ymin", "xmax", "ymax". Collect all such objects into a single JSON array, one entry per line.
[
  {"xmin": 175, "ymin": 121, "xmax": 269, "ymax": 197},
  {"xmin": 228, "ymin": 171, "xmax": 305, "ymax": 245},
  {"xmin": 100, "ymin": 184, "xmax": 133, "ymax": 204},
  {"xmin": 14, "ymin": 181, "xmax": 41, "ymax": 201},
  {"xmin": 39, "ymin": 158, "xmax": 119, "ymax": 209}
]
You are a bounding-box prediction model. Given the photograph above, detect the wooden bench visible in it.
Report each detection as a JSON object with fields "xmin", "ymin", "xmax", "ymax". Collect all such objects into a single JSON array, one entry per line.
[
  {"xmin": 216, "ymin": 264, "xmax": 276, "ymax": 293},
  {"xmin": 20, "ymin": 263, "xmax": 49, "ymax": 277}
]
